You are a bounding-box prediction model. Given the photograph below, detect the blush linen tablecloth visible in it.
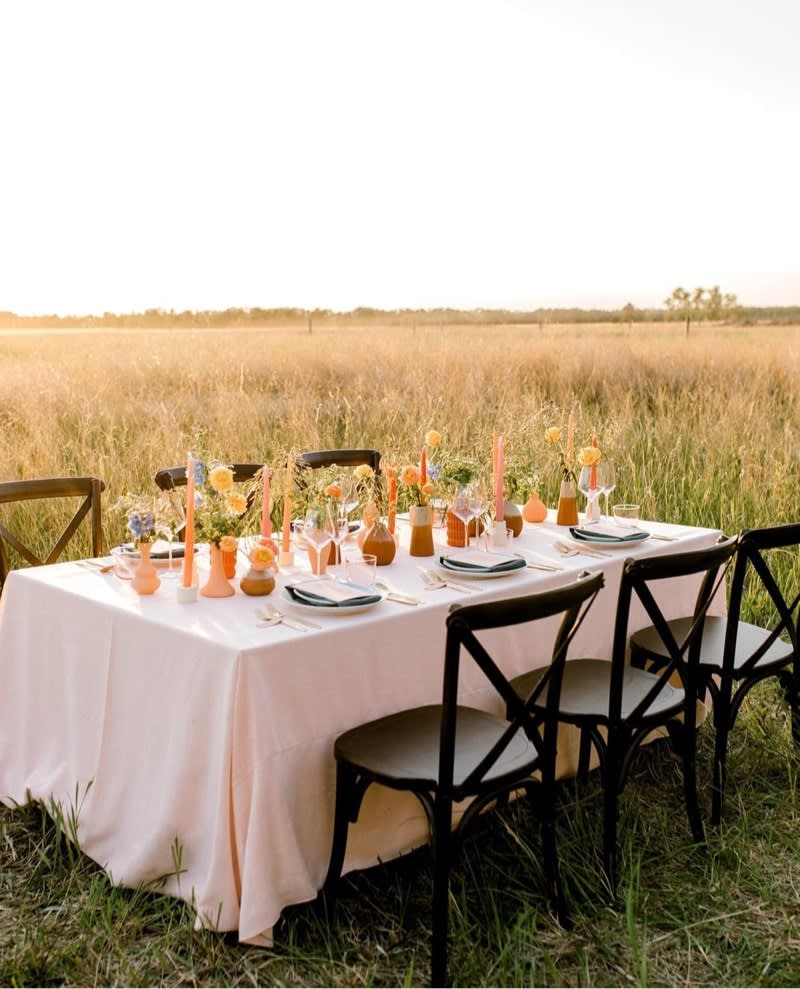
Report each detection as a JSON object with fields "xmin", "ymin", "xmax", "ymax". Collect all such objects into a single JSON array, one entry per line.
[{"xmin": 0, "ymin": 514, "xmax": 722, "ymax": 945}]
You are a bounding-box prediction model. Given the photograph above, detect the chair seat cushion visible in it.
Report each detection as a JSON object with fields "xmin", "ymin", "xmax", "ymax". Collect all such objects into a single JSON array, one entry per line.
[
  {"xmin": 334, "ymin": 704, "xmax": 539, "ymax": 789},
  {"xmin": 630, "ymin": 615, "xmax": 793, "ymax": 674},
  {"xmin": 512, "ymin": 659, "xmax": 685, "ymax": 723}
]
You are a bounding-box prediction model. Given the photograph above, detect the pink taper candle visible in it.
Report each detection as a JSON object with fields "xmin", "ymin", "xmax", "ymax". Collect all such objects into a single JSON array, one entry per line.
[
  {"xmin": 388, "ymin": 474, "xmax": 398, "ymax": 534},
  {"xmin": 281, "ymin": 458, "xmax": 292, "ymax": 552},
  {"xmin": 495, "ymin": 435, "xmax": 504, "ymax": 521},
  {"xmin": 182, "ymin": 453, "xmax": 195, "ymax": 588},
  {"xmin": 261, "ymin": 466, "xmax": 271, "ymax": 537}
]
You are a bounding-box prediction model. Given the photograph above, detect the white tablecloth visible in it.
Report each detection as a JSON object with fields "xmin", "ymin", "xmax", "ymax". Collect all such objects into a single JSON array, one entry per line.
[{"xmin": 0, "ymin": 515, "xmax": 722, "ymax": 944}]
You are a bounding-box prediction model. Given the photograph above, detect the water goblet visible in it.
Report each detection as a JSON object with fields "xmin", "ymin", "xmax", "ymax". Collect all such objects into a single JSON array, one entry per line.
[
  {"xmin": 157, "ymin": 491, "xmax": 185, "ymax": 579},
  {"xmin": 599, "ymin": 460, "xmax": 616, "ymax": 519},
  {"xmin": 577, "ymin": 466, "xmax": 602, "ymax": 523},
  {"xmin": 450, "ymin": 484, "xmax": 485, "ymax": 551},
  {"xmin": 304, "ymin": 507, "xmax": 335, "ymax": 574}
]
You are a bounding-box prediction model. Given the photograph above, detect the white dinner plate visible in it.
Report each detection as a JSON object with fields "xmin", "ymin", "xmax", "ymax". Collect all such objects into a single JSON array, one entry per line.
[
  {"xmin": 281, "ymin": 587, "xmax": 385, "ymax": 616},
  {"xmin": 570, "ymin": 531, "xmax": 651, "ymax": 547},
  {"xmin": 436, "ymin": 558, "xmax": 526, "ymax": 580}
]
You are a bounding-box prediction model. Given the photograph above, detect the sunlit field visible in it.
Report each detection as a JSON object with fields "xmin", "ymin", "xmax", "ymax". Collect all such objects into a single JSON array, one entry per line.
[
  {"xmin": 2, "ymin": 320, "xmax": 800, "ymax": 987},
  {"xmin": 2, "ymin": 320, "xmax": 799, "ymax": 546}
]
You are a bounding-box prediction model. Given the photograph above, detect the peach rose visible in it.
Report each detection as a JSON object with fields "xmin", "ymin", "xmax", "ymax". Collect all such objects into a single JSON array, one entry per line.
[
  {"xmin": 354, "ymin": 464, "xmax": 374, "ymax": 479},
  {"xmin": 400, "ymin": 465, "xmax": 420, "ymax": 486},
  {"xmin": 219, "ymin": 535, "xmax": 238, "ymax": 553},
  {"xmin": 324, "ymin": 483, "xmax": 343, "ymax": 500},
  {"xmin": 580, "ymin": 446, "xmax": 601, "ymax": 467},
  {"xmin": 425, "ymin": 430, "xmax": 442, "ymax": 447},
  {"xmin": 544, "ymin": 427, "xmax": 561, "ymax": 444},
  {"xmin": 209, "ymin": 465, "xmax": 234, "ymax": 493},
  {"xmin": 225, "ymin": 491, "xmax": 248, "ymax": 515}
]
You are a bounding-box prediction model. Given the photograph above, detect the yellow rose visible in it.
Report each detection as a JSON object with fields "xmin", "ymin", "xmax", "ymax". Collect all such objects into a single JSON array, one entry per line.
[
  {"xmin": 544, "ymin": 427, "xmax": 561, "ymax": 444},
  {"xmin": 400, "ymin": 465, "xmax": 420, "ymax": 486},
  {"xmin": 250, "ymin": 544, "xmax": 275, "ymax": 566},
  {"xmin": 580, "ymin": 446, "xmax": 601, "ymax": 467},
  {"xmin": 225, "ymin": 491, "xmax": 248, "ymax": 515},
  {"xmin": 354, "ymin": 464, "xmax": 374, "ymax": 479},
  {"xmin": 324, "ymin": 483, "xmax": 343, "ymax": 500},
  {"xmin": 209, "ymin": 465, "xmax": 234, "ymax": 492},
  {"xmin": 219, "ymin": 534, "xmax": 238, "ymax": 553},
  {"xmin": 425, "ymin": 430, "xmax": 442, "ymax": 448}
]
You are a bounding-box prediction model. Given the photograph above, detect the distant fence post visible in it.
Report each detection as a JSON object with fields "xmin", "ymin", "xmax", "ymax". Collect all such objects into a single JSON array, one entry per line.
[{"xmin": 685, "ymin": 314, "xmax": 690, "ymax": 336}]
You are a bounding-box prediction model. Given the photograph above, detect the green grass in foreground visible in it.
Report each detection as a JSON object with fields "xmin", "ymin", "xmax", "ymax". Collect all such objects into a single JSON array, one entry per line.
[{"xmin": 2, "ymin": 681, "xmax": 800, "ymax": 987}]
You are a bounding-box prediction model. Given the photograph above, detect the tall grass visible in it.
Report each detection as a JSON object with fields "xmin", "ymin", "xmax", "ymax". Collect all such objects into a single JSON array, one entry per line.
[{"xmin": 1, "ymin": 321, "xmax": 800, "ymax": 986}]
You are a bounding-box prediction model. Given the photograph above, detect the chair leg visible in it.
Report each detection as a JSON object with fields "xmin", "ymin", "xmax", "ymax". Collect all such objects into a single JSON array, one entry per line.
[
  {"xmin": 601, "ymin": 745, "xmax": 621, "ymax": 896},
  {"xmin": 540, "ymin": 808, "xmax": 569, "ymax": 927},
  {"xmin": 711, "ymin": 684, "xmax": 733, "ymax": 827},
  {"xmin": 430, "ymin": 795, "xmax": 452, "ymax": 988},
  {"xmin": 680, "ymin": 726, "xmax": 705, "ymax": 845},
  {"xmin": 577, "ymin": 729, "xmax": 593, "ymax": 782},
  {"xmin": 321, "ymin": 762, "xmax": 358, "ymax": 905}
]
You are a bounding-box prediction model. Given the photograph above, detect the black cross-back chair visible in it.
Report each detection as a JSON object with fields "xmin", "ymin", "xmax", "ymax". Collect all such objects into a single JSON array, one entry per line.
[
  {"xmin": 296, "ymin": 448, "xmax": 381, "ymax": 474},
  {"xmin": 631, "ymin": 523, "xmax": 800, "ymax": 825},
  {"xmin": 0, "ymin": 476, "xmax": 105, "ymax": 590},
  {"xmin": 153, "ymin": 463, "xmax": 263, "ymax": 538},
  {"xmin": 511, "ymin": 535, "xmax": 737, "ymax": 893},
  {"xmin": 321, "ymin": 570, "xmax": 604, "ymax": 987}
]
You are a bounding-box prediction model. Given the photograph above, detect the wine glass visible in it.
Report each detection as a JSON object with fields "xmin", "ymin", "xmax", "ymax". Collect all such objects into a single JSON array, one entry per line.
[
  {"xmin": 599, "ymin": 461, "xmax": 616, "ymax": 519},
  {"xmin": 450, "ymin": 484, "xmax": 485, "ymax": 550},
  {"xmin": 340, "ymin": 480, "xmax": 360, "ymax": 519},
  {"xmin": 303, "ymin": 507, "xmax": 335, "ymax": 573},
  {"xmin": 157, "ymin": 491, "xmax": 185, "ymax": 578},
  {"xmin": 577, "ymin": 466, "xmax": 601, "ymax": 523},
  {"xmin": 329, "ymin": 511, "xmax": 351, "ymax": 575}
]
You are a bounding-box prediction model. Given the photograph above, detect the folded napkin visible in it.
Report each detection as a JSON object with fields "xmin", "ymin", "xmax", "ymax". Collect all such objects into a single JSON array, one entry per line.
[
  {"xmin": 121, "ymin": 540, "xmax": 190, "ymax": 559},
  {"xmin": 569, "ymin": 523, "xmax": 650, "ymax": 544},
  {"xmin": 439, "ymin": 550, "xmax": 526, "ymax": 574},
  {"xmin": 285, "ymin": 578, "xmax": 382, "ymax": 608}
]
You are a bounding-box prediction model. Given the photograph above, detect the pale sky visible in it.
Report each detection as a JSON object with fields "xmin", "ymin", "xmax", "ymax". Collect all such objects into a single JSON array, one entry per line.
[{"xmin": 1, "ymin": 0, "xmax": 798, "ymax": 316}]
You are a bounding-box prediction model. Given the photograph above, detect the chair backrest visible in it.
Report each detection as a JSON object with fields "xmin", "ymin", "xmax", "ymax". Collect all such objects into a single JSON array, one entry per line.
[
  {"xmin": 722, "ymin": 522, "xmax": 800, "ymax": 676},
  {"xmin": 440, "ymin": 570, "xmax": 604, "ymax": 800},
  {"xmin": 154, "ymin": 464, "xmax": 263, "ymax": 539},
  {"xmin": 296, "ymin": 449, "xmax": 381, "ymax": 473},
  {"xmin": 0, "ymin": 476, "xmax": 105, "ymax": 587},
  {"xmin": 154, "ymin": 463, "xmax": 264, "ymax": 491},
  {"xmin": 610, "ymin": 535, "xmax": 738, "ymax": 723}
]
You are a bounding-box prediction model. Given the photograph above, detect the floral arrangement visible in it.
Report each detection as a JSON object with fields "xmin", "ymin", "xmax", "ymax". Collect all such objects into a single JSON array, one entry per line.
[
  {"xmin": 397, "ymin": 429, "xmax": 441, "ymax": 508},
  {"xmin": 544, "ymin": 418, "xmax": 600, "ymax": 485},
  {"xmin": 193, "ymin": 459, "xmax": 254, "ymax": 546},
  {"xmin": 115, "ymin": 494, "xmax": 158, "ymax": 547}
]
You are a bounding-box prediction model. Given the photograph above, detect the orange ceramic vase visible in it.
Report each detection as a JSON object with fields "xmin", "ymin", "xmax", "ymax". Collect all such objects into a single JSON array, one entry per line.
[
  {"xmin": 240, "ymin": 567, "xmax": 276, "ymax": 596},
  {"xmin": 201, "ymin": 544, "xmax": 236, "ymax": 598},
  {"xmin": 522, "ymin": 492, "xmax": 548, "ymax": 523},
  {"xmin": 409, "ymin": 505, "xmax": 435, "ymax": 557},
  {"xmin": 131, "ymin": 542, "xmax": 161, "ymax": 595}
]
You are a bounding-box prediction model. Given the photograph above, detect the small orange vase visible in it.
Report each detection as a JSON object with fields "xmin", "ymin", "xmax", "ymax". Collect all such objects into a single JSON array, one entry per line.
[
  {"xmin": 131, "ymin": 542, "xmax": 161, "ymax": 595},
  {"xmin": 523, "ymin": 492, "xmax": 548, "ymax": 523},
  {"xmin": 201, "ymin": 544, "xmax": 236, "ymax": 598},
  {"xmin": 222, "ymin": 545, "xmax": 237, "ymax": 579}
]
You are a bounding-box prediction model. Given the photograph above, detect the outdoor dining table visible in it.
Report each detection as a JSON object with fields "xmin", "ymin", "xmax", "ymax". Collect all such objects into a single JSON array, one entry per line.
[{"xmin": 0, "ymin": 513, "xmax": 723, "ymax": 945}]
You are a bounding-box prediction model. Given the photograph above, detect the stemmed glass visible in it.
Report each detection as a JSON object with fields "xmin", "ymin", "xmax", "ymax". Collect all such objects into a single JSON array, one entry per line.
[
  {"xmin": 157, "ymin": 491, "xmax": 185, "ymax": 578},
  {"xmin": 599, "ymin": 461, "xmax": 616, "ymax": 519},
  {"xmin": 339, "ymin": 480, "xmax": 360, "ymax": 520},
  {"xmin": 577, "ymin": 466, "xmax": 602, "ymax": 523},
  {"xmin": 329, "ymin": 511, "xmax": 351, "ymax": 575},
  {"xmin": 303, "ymin": 507, "xmax": 335, "ymax": 574},
  {"xmin": 450, "ymin": 484, "xmax": 485, "ymax": 551}
]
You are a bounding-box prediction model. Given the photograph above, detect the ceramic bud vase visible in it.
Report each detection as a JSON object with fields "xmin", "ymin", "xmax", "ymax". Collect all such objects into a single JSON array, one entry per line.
[
  {"xmin": 523, "ymin": 491, "xmax": 548, "ymax": 523},
  {"xmin": 240, "ymin": 567, "xmax": 276, "ymax": 596},
  {"xmin": 221, "ymin": 537, "xmax": 238, "ymax": 578},
  {"xmin": 556, "ymin": 478, "xmax": 579, "ymax": 526},
  {"xmin": 131, "ymin": 542, "xmax": 161, "ymax": 595},
  {"xmin": 201, "ymin": 543, "xmax": 236, "ymax": 598},
  {"xmin": 409, "ymin": 505, "xmax": 435, "ymax": 557}
]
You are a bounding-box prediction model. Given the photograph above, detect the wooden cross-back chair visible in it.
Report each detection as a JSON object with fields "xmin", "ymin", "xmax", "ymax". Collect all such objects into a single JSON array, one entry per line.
[
  {"xmin": 0, "ymin": 476, "xmax": 105, "ymax": 589},
  {"xmin": 320, "ymin": 570, "xmax": 604, "ymax": 987},
  {"xmin": 296, "ymin": 449, "xmax": 381, "ymax": 474}
]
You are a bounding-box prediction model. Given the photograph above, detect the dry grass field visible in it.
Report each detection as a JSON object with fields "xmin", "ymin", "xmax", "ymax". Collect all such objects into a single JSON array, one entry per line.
[
  {"xmin": 2, "ymin": 319, "xmax": 800, "ymax": 987},
  {"xmin": 1, "ymin": 319, "xmax": 798, "ymax": 548}
]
